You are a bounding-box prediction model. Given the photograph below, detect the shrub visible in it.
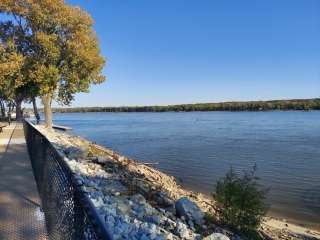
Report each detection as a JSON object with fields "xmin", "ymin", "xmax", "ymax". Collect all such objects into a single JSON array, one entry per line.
[{"xmin": 214, "ymin": 166, "xmax": 267, "ymax": 236}]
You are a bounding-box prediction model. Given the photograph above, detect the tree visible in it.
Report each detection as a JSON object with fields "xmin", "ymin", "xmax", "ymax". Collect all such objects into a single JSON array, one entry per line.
[
  {"xmin": 0, "ymin": 0, "xmax": 105, "ymax": 127},
  {"xmin": 0, "ymin": 40, "xmax": 25, "ymax": 120},
  {"xmin": 214, "ymin": 166, "xmax": 267, "ymax": 237},
  {"xmin": 0, "ymin": 16, "xmax": 32, "ymax": 120}
]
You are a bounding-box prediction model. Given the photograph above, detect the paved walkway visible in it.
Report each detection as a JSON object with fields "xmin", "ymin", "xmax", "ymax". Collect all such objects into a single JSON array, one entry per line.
[{"xmin": 0, "ymin": 123, "xmax": 47, "ymax": 240}]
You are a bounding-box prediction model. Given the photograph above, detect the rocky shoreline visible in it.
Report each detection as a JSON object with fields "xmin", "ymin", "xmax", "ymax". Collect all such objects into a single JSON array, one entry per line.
[{"xmin": 35, "ymin": 125, "xmax": 320, "ymax": 240}]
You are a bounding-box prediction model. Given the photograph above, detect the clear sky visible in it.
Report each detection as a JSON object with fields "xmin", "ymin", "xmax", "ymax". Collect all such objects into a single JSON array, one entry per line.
[{"xmin": 14, "ymin": 1, "xmax": 320, "ymax": 106}]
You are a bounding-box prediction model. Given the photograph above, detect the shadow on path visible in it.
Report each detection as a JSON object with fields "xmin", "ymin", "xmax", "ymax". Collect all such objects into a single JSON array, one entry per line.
[{"xmin": 0, "ymin": 124, "xmax": 47, "ymax": 240}]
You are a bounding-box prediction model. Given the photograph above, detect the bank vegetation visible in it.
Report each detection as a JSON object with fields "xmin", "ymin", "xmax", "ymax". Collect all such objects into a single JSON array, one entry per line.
[{"xmin": 52, "ymin": 98, "xmax": 320, "ymax": 113}]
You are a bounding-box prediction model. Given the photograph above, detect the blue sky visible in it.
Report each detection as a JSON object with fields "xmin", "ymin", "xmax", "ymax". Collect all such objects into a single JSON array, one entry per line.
[{"xmin": 7, "ymin": 1, "xmax": 320, "ymax": 106}]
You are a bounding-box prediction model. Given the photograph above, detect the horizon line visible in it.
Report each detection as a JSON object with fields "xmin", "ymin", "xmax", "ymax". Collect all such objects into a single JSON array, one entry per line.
[{"xmin": 50, "ymin": 97, "xmax": 319, "ymax": 109}]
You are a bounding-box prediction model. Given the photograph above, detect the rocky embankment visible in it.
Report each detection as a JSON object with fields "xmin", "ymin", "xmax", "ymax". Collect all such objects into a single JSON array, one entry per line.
[{"xmin": 35, "ymin": 125, "xmax": 320, "ymax": 240}]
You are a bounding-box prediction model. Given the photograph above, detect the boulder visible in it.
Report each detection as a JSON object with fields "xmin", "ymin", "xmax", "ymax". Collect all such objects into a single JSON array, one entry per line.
[
  {"xmin": 154, "ymin": 192, "xmax": 174, "ymax": 207},
  {"xmin": 203, "ymin": 233, "xmax": 230, "ymax": 240},
  {"xmin": 64, "ymin": 146, "xmax": 88, "ymax": 160},
  {"xmin": 175, "ymin": 197, "xmax": 204, "ymax": 225},
  {"xmin": 96, "ymin": 155, "xmax": 113, "ymax": 164}
]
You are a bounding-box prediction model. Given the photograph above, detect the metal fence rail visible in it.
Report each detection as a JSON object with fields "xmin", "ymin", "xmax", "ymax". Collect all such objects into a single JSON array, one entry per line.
[{"xmin": 23, "ymin": 120, "xmax": 112, "ymax": 240}]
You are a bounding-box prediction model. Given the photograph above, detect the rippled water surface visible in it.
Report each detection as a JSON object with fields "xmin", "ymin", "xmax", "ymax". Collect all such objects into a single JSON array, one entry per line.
[{"xmin": 52, "ymin": 111, "xmax": 320, "ymax": 228}]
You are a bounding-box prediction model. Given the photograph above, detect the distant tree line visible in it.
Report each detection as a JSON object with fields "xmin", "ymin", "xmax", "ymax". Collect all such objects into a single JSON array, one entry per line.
[{"xmin": 51, "ymin": 98, "xmax": 320, "ymax": 113}]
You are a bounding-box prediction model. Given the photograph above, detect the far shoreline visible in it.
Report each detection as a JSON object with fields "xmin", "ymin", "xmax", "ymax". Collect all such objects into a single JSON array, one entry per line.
[
  {"xmin": 50, "ymin": 110, "xmax": 320, "ymax": 114},
  {"xmin": 46, "ymin": 98, "xmax": 320, "ymax": 113}
]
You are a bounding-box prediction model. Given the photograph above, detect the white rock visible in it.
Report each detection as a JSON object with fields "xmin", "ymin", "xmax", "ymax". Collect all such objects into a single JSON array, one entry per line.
[
  {"xmin": 175, "ymin": 221, "xmax": 190, "ymax": 239},
  {"xmin": 203, "ymin": 233, "xmax": 230, "ymax": 240},
  {"xmin": 175, "ymin": 197, "xmax": 204, "ymax": 225}
]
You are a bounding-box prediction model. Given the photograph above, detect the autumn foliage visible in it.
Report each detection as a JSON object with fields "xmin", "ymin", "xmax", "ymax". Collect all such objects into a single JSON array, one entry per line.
[{"xmin": 0, "ymin": 0, "xmax": 106, "ymax": 126}]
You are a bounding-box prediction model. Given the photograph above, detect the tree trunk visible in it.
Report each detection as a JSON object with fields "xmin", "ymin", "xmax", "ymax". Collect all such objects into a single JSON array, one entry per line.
[
  {"xmin": 9, "ymin": 102, "xmax": 14, "ymax": 113},
  {"xmin": 15, "ymin": 100, "xmax": 23, "ymax": 121},
  {"xmin": 32, "ymin": 97, "xmax": 40, "ymax": 124},
  {"xmin": 0, "ymin": 101, "xmax": 5, "ymax": 118},
  {"xmin": 7, "ymin": 101, "xmax": 12, "ymax": 125},
  {"xmin": 42, "ymin": 94, "xmax": 53, "ymax": 128}
]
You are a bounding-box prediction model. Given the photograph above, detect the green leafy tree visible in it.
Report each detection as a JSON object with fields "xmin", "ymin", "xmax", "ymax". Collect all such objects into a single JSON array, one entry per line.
[
  {"xmin": 214, "ymin": 166, "xmax": 267, "ymax": 237},
  {"xmin": 0, "ymin": 0, "xmax": 106, "ymax": 127}
]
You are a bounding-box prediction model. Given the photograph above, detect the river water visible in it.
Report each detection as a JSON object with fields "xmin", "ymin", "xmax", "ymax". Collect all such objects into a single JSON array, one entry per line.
[{"xmin": 52, "ymin": 111, "xmax": 320, "ymax": 228}]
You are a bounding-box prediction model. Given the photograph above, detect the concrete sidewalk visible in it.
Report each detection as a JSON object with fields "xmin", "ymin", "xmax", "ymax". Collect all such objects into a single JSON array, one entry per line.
[
  {"xmin": 0, "ymin": 123, "xmax": 15, "ymax": 153},
  {"xmin": 0, "ymin": 123, "xmax": 47, "ymax": 240}
]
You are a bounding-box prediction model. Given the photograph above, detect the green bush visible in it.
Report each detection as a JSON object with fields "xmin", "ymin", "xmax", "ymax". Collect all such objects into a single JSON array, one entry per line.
[{"xmin": 214, "ymin": 166, "xmax": 267, "ymax": 236}]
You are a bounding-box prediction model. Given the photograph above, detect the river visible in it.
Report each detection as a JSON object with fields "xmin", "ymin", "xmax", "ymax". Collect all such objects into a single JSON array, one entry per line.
[{"xmin": 51, "ymin": 111, "xmax": 320, "ymax": 229}]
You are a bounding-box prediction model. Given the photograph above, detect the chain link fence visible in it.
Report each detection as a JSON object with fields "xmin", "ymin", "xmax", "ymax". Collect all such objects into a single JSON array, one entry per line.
[{"xmin": 23, "ymin": 120, "xmax": 112, "ymax": 240}]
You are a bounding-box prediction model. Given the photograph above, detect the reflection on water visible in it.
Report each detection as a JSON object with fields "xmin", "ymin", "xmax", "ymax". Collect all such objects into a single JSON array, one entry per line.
[{"xmin": 52, "ymin": 111, "xmax": 320, "ymax": 228}]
